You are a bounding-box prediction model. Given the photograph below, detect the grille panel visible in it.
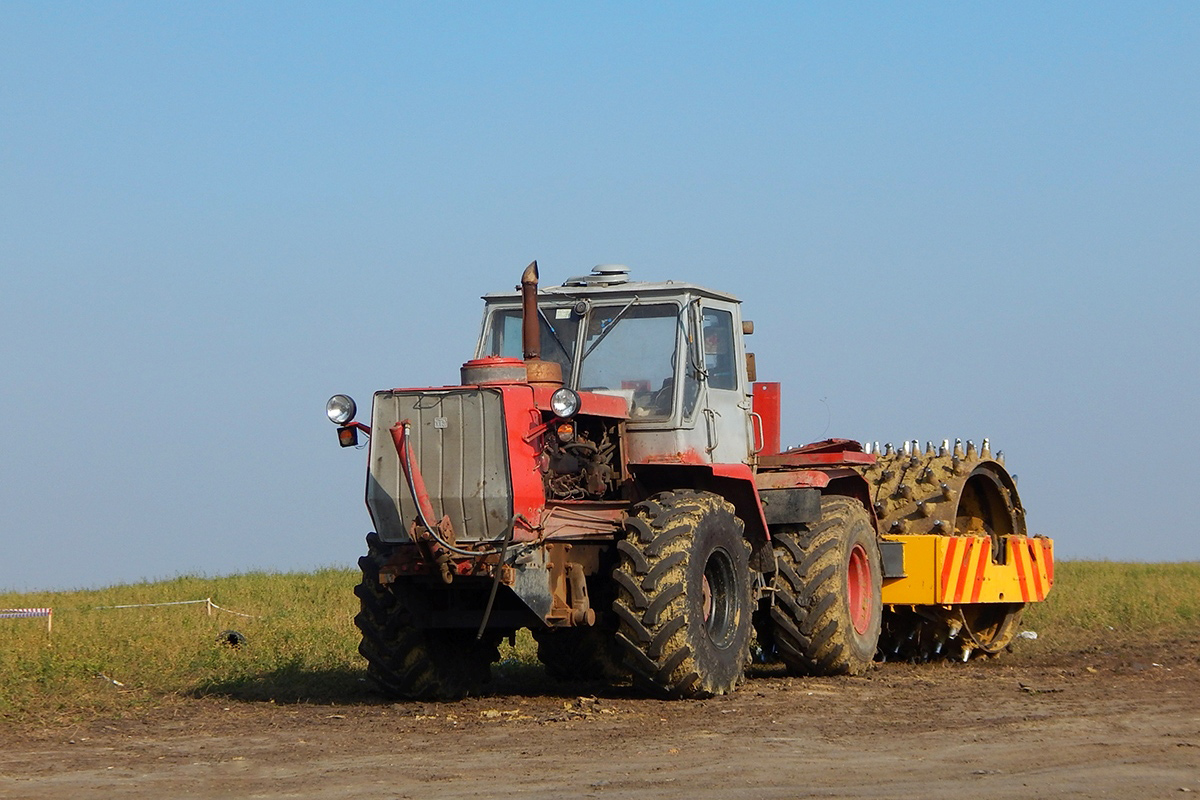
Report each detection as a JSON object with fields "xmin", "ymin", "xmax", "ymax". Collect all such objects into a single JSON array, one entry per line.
[{"xmin": 366, "ymin": 389, "xmax": 512, "ymax": 543}]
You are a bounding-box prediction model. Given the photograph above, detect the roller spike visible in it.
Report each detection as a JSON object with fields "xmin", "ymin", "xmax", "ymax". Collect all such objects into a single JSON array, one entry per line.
[
  {"xmin": 926, "ymin": 441, "xmax": 935, "ymax": 456},
  {"xmin": 981, "ymin": 438, "xmax": 991, "ymax": 459},
  {"xmin": 890, "ymin": 519, "xmax": 908, "ymax": 534},
  {"xmin": 873, "ymin": 501, "xmax": 885, "ymax": 516},
  {"xmin": 960, "ymin": 645, "xmax": 972, "ymax": 662},
  {"xmin": 940, "ymin": 482, "xmax": 953, "ymax": 501},
  {"xmin": 941, "ymin": 439, "xmax": 950, "ymax": 456},
  {"xmin": 884, "ymin": 443, "xmax": 894, "ymax": 456},
  {"xmin": 953, "ymin": 439, "xmax": 964, "ymax": 458},
  {"xmin": 912, "ymin": 439, "xmax": 920, "ymax": 455},
  {"xmin": 902, "ymin": 440, "xmax": 912, "ymax": 456},
  {"xmin": 966, "ymin": 439, "xmax": 977, "ymax": 460},
  {"xmin": 996, "ymin": 450, "xmax": 1005, "ymax": 466},
  {"xmin": 952, "ymin": 455, "xmax": 963, "ymax": 475},
  {"xmin": 916, "ymin": 500, "xmax": 933, "ymax": 518},
  {"xmin": 932, "ymin": 519, "xmax": 948, "ymax": 533},
  {"xmin": 895, "ymin": 483, "xmax": 913, "ymax": 499},
  {"xmin": 881, "ymin": 469, "xmax": 894, "ymax": 482},
  {"xmin": 919, "ymin": 467, "xmax": 934, "ymax": 483},
  {"xmin": 874, "ymin": 442, "xmax": 880, "ymax": 456},
  {"xmin": 864, "ymin": 441, "xmax": 872, "ymax": 455}
]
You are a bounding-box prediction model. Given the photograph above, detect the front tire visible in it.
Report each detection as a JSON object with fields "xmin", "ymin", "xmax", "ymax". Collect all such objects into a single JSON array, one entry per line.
[
  {"xmin": 612, "ymin": 490, "xmax": 754, "ymax": 698},
  {"xmin": 354, "ymin": 533, "xmax": 500, "ymax": 700}
]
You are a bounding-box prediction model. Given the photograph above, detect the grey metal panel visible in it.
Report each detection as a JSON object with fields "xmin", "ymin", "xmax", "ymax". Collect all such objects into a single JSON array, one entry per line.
[
  {"xmin": 759, "ymin": 488, "xmax": 821, "ymax": 525},
  {"xmin": 366, "ymin": 389, "xmax": 512, "ymax": 544},
  {"xmin": 879, "ymin": 540, "xmax": 906, "ymax": 579}
]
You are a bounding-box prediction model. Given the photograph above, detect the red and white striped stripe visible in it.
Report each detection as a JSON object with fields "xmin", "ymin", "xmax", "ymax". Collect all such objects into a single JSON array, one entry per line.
[{"xmin": 0, "ymin": 608, "xmax": 52, "ymax": 619}]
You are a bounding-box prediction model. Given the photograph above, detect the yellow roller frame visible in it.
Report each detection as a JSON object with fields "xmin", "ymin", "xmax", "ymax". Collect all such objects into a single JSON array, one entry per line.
[{"xmin": 880, "ymin": 534, "xmax": 1054, "ymax": 606}]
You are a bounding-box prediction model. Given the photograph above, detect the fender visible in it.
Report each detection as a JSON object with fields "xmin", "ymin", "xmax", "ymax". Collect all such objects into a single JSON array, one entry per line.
[{"xmin": 629, "ymin": 461, "xmax": 773, "ymax": 572}]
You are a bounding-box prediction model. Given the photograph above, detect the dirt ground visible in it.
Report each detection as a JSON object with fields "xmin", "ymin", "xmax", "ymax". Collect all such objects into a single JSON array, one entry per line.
[{"xmin": 2, "ymin": 638, "xmax": 1198, "ymax": 800}]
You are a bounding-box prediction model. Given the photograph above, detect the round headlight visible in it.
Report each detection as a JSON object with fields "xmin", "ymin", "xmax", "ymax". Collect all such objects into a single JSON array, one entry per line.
[
  {"xmin": 550, "ymin": 387, "xmax": 581, "ymax": 419},
  {"xmin": 326, "ymin": 394, "xmax": 357, "ymax": 425}
]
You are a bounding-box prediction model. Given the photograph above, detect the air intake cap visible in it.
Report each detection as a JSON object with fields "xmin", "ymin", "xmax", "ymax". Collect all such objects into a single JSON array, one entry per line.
[{"xmin": 562, "ymin": 264, "xmax": 630, "ymax": 287}]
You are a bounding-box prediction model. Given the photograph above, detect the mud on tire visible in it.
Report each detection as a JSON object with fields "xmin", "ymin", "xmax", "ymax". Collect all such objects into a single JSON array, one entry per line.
[
  {"xmin": 770, "ymin": 495, "xmax": 882, "ymax": 676},
  {"xmin": 612, "ymin": 490, "xmax": 753, "ymax": 698},
  {"xmin": 354, "ymin": 533, "xmax": 500, "ymax": 701}
]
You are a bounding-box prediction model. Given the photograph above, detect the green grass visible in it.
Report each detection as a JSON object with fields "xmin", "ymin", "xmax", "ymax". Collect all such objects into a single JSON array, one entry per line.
[
  {"xmin": 0, "ymin": 570, "xmax": 374, "ymax": 722},
  {"xmin": 2, "ymin": 561, "xmax": 1197, "ymax": 723},
  {"xmin": 1020, "ymin": 560, "xmax": 1200, "ymax": 648}
]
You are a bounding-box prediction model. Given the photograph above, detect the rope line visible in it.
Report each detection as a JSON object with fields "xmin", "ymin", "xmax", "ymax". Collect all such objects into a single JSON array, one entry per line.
[{"xmin": 93, "ymin": 597, "xmax": 258, "ymax": 618}]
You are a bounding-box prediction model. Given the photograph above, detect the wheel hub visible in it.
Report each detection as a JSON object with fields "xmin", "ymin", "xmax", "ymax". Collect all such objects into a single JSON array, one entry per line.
[
  {"xmin": 847, "ymin": 543, "xmax": 873, "ymax": 635},
  {"xmin": 703, "ymin": 548, "xmax": 738, "ymax": 649}
]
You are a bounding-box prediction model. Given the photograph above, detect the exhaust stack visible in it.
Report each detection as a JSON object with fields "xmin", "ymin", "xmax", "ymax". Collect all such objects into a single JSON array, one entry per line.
[
  {"xmin": 521, "ymin": 261, "xmax": 541, "ymax": 360},
  {"xmin": 519, "ymin": 261, "xmax": 563, "ymax": 386}
]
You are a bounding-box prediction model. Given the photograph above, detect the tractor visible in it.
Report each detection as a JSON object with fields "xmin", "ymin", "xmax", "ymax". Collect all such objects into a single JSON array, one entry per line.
[{"xmin": 326, "ymin": 262, "xmax": 1053, "ymax": 699}]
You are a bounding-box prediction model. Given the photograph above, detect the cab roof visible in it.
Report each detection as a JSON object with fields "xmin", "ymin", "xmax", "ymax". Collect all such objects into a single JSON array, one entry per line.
[{"xmin": 481, "ymin": 264, "xmax": 741, "ymax": 305}]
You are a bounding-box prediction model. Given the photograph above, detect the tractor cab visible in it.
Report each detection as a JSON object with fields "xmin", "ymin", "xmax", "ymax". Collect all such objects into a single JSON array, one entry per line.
[{"xmin": 476, "ymin": 265, "xmax": 758, "ymax": 466}]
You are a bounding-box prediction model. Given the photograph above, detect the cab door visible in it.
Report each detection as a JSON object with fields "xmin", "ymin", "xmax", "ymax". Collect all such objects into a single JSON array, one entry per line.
[{"xmin": 695, "ymin": 300, "xmax": 755, "ymax": 465}]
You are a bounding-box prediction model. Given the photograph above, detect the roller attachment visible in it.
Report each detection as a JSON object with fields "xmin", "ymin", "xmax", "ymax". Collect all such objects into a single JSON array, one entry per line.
[
  {"xmin": 857, "ymin": 438, "xmax": 1030, "ymax": 664},
  {"xmin": 856, "ymin": 438, "xmax": 1027, "ymax": 542}
]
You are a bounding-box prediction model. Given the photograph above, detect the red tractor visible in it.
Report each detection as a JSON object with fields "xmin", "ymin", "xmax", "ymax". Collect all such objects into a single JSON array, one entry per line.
[{"xmin": 327, "ymin": 262, "xmax": 1053, "ymax": 699}]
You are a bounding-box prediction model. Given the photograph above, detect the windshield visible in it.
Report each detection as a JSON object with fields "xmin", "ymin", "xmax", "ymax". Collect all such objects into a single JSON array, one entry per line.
[
  {"xmin": 485, "ymin": 306, "xmax": 580, "ymax": 380},
  {"xmin": 579, "ymin": 304, "xmax": 680, "ymax": 419},
  {"xmin": 482, "ymin": 301, "xmax": 684, "ymax": 420}
]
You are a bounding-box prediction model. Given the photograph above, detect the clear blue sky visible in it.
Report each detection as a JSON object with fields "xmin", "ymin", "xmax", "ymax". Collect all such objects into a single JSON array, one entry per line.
[{"xmin": 2, "ymin": 3, "xmax": 1197, "ymax": 591}]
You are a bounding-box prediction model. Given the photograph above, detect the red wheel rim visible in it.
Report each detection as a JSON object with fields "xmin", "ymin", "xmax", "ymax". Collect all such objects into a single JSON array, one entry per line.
[{"xmin": 847, "ymin": 543, "xmax": 872, "ymax": 634}]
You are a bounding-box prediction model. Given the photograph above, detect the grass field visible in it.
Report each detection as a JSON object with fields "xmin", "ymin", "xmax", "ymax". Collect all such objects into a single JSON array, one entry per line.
[{"xmin": 2, "ymin": 561, "xmax": 1198, "ymax": 723}]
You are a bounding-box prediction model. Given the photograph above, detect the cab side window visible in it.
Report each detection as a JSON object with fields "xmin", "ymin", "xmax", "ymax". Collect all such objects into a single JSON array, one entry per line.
[{"xmin": 702, "ymin": 309, "xmax": 737, "ymax": 390}]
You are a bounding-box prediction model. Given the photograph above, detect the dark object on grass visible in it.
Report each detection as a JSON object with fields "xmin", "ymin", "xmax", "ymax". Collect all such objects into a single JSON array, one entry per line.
[{"xmin": 218, "ymin": 630, "xmax": 247, "ymax": 648}]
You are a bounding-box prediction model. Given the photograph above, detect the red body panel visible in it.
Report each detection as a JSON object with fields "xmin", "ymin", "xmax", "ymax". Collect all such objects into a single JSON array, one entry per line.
[
  {"xmin": 758, "ymin": 438, "xmax": 876, "ymax": 468},
  {"xmin": 752, "ymin": 382, "xmax": 782, "ymax": 455},
  {"xmin": 497, "ymin": 385, "xmax": 549, "ymax": 542},
  {"xmin": 755, "ymin": 469, "xmax": 832, "ymax": 489},
  {"xmin": 532, "ymin": 386, "xmax": 630, "ymax": 419},
  {"xmin": 710, "ymin": 462, "xmax": 771, "ymax": 539}
]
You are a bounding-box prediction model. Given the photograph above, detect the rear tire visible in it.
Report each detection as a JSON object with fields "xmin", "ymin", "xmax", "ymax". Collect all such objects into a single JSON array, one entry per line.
[
  {"xmin": 770, "ymin": 495, "xmax": 882, "ymax": 676},
  {"xmin": 354, "ymin": 533, "xmax": 500, "ymax": 700},
  {"xmin": 612, "ymin": 490, "xmax": 753, "ymax": 698}
]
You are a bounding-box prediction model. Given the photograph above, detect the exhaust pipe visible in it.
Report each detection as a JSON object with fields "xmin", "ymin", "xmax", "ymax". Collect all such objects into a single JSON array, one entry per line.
[
  {"xmin": 521, "ymin": 261, "xmax": 541, "ymax": 360},
  {"xmin": 519, "ymin": 260, "xmax": 563, "ymax": 386}
]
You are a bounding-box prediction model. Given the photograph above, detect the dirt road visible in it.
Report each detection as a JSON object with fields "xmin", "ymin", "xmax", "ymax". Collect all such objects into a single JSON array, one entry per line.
[{"xmin": 3, "ymin": 639, "xmax": 1198, "ymax": 799}]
